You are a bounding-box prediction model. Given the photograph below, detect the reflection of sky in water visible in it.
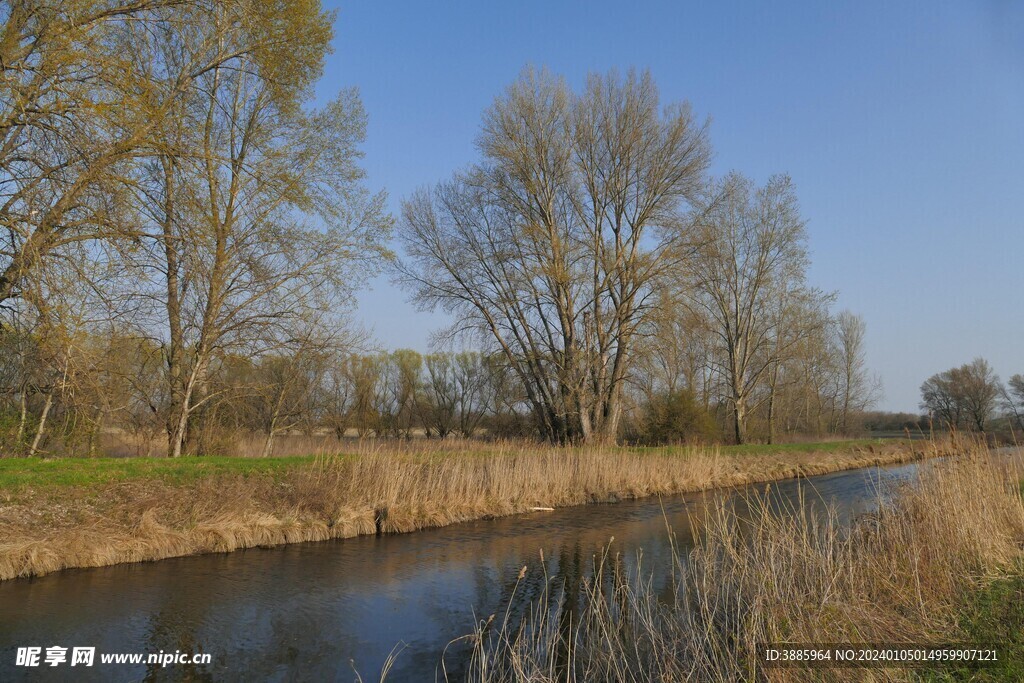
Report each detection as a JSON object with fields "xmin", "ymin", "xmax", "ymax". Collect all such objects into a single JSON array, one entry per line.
[{"xmin": 0, "ymin": 462, "xmax": 922, "ymax": 682}]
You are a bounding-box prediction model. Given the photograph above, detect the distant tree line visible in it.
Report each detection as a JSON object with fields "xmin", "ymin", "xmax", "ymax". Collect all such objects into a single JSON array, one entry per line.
[
  {"xmin": 858, "ymin": 411, "xmax": 929, "ymax": 434},
  {"xmin": 0, "ymin": 8, "xmax": 885, "ymax": 455},
  {"xmin": 0, "ymin": 333, "xmax": 888, "ymax": 456},
  {"xmin": 0, "ymin": 343, "xmax": 520, "ymax": 456}
]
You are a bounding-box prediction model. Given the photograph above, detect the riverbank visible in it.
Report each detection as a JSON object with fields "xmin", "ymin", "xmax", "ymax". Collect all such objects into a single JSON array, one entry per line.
[
  {"xmin": 464, "ymin": 445, "xmax": 1024, "ymax": 682},
  {"xmin": 0, "ymin": 439, "xmax": 933, "ymax": 581}
]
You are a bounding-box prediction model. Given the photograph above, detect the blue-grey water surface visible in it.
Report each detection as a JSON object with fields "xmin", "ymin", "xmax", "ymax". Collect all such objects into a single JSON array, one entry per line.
[{"xmin": 0, "ymin": 461, "xmax": 924, "ymax": 682}]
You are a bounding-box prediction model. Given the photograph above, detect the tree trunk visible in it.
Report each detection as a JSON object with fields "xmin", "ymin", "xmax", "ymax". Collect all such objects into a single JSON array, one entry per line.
[
  {"xmin": 262, "ymin": 431, "xmax": 276, "ymax": 458},
  {"xmin": 162, "ymin": 154, "xmax": 188, "ymax": 459},
  {"xmin": 587, "ymin": 393, "xmax": 622, "ymax": 446},
  {"xmin": 168, "ymin": 403, "xmax": 189, "ymax": 458},
  {"xmin": 28, "ymin": 393, "xmax": 53, "ymax": 456},
  {"xmin": 167, "ymin": 367, "xmax": 201, "ymax": 458},
  {"xmin": 15, "ymin": 389, "xmax": 27, "ymax": 448},
  {"xmin": 733, "ymin": 399, "xmax": 747, "ymax": 445}
]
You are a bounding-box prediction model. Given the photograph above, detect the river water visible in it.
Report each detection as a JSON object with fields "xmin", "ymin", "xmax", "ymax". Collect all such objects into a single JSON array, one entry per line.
[{"xmin": 0, "ymin": 460, "xmax": 925, "ymax": 682}]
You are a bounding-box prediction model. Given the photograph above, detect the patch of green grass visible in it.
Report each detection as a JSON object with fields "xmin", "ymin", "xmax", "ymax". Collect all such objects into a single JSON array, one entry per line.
[
  {"xmin": 0, "ymin": 455, "xmax": 320, "ymax": 491},
  {"xmin": 0, "ymin": 439, "xmax": 895, "ymax": 493},
  {"xmin": 919, "ymin": 572, "xmax": 1024, "ymax": 682}
]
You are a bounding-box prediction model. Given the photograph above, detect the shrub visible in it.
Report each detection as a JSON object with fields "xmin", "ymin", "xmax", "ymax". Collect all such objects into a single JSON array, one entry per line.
[{"xmin": 635, "ymin": 389, "xmax": 718, "ymax": 445}]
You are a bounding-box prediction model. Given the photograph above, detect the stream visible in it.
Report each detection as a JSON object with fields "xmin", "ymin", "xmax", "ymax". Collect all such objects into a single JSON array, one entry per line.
[{"xmin": 0, "ymin": 460, "xmax": 927, "ymax": 682}]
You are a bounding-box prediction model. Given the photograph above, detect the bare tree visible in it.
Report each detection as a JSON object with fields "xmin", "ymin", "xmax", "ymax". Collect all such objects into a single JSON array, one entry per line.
[
  {"xmin": 399, "ymin": 68, "xmax": 710, "ymax": 444},
  {"xmin": 920, "ymin": 370, "xmax": 963, "ymax": 430},
  {"xmin": 417, "ymin": 351, "xmax": 490, "ymax": 439},
  {"xmin": 133, "ymin": 5, "xmax": 391, "ymax": 456},
  {"xmin": 762, "ymin": 291, "xmax": 832, "ymax": 442},
  {"xmin": 450, "ymin": 352, "xmax": 490, "ymax": 438},
  {"xmin": 0, "ymin": 317, "xmax": 45, "ymax": 452},
  {"xmin": 631, "ymin": 294, "xmax": 717, "ymax": 409},
  {"xmin": 686, "ymin": 173, "xmax": 831, "ymax": 443},
  {"xmin": 833, "ymin": 310, "xmax": 881, "ymax": 433},
  {"xmin": 953, "ymin": 358, "xmax": 1001, "ymax": 432},
  {"xmin": 1004, "ymin": 374, "xmax": 1024, "ymax": 430},
  {"xmin": 377, "ymin": 350, "xmax": 422, "ymax": 438},
  {"xmin": 342, "ymin": 354, "xmax": 384, "ymax": 438},
  {"xmin": 251, "ymin": 328, "xmax": 343, "ymax": 458},
  {"xmin": 418, "ymin": 353, "xmax": 458, "ymax": 439},
  {"xmin": 920, "ymin": 358, "xmax": 1001, "ymax": 432}
]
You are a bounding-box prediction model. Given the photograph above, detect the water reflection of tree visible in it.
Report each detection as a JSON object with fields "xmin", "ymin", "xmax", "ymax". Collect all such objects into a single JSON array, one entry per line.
[
  {"xmin": 139, "ymin": 559, "xmax": 223, "ymax": 683},
  {"xmin": 143, "ymin": 611, "xmax": 214, "ymax": 683},
  {"xmin": 552, "ymin": 541, "xmax": 586, "ymax": 680}
]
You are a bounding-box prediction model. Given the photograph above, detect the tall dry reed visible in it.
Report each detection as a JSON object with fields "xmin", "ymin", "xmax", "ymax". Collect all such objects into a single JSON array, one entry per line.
[
  {"xmin": 0, "ymin": 440, "xmax": 929, "ymax": 581},
  {"xmin": 461, "ymin": 447, "xmax": 1024, "ymax": 682}
]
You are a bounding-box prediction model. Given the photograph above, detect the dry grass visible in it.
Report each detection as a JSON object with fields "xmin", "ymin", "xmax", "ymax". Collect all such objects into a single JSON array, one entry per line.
[
  {"xmin": 96, "ymin": 429, "xmax": 903, "ymax": 459},
  {"xmin": 0, "ymin": 439, "xmax": 935, "ymax": 582},
  {"xmin": 98, "ymin": 430, "xmax": 362, "ymax": 458},
  {"xmin": 460, "ymin": 444, "xmax": 1024, "ymax": 682}
]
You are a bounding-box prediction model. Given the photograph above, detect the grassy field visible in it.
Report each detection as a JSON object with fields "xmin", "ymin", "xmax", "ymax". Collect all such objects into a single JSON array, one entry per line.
[
  {"xmin": 0, "ymin": 438, "xmax": 894, "ymax": 491},
  {"xmin": 0, "ymin": 438, "xmax": 931, "ymax": 582}
]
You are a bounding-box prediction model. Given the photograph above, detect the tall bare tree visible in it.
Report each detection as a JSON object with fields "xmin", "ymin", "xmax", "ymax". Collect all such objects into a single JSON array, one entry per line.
[
  {"xmin": 833, "ymin": 310, "xmax": 880, "ymax": 432},
  {"xmin": 399, "ymin": 68, "xmax": 710, "ymax": 444},
  {"xmin": 686, "ymin": 173, "xmax": 831, "ymax": 443},
  {"xmin": 133, "ymin": 2, "xmax": 391, "ymax": 456},
  {"xmin": 762, "ymin": 290, "xmax": 833, "ymax": 442}
]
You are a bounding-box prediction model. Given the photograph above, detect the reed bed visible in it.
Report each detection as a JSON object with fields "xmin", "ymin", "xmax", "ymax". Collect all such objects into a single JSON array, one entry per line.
[
  {"xmin": 0, "ymin": 440, "xmax": 929, "ymax": 581},
  {"xmin": 459, "ymin": 445, "xmax": 1024, "ymax": 682}
]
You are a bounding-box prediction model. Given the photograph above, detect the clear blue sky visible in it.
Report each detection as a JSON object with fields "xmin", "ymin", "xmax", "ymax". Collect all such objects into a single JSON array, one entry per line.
[{"xmin": 317, "ymin": 0, "xmax": 1023, "ymax": 413}]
